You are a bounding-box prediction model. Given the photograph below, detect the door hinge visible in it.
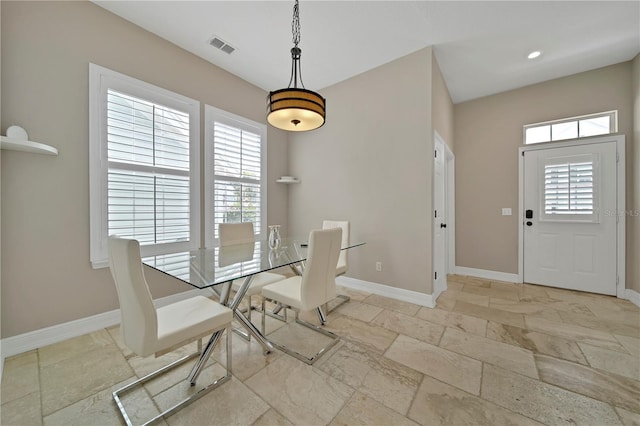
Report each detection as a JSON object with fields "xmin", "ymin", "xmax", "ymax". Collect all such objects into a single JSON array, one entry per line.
[
  {"xmin": 435, "ymin": 150, "xmax": 437, "ymax": 158},
  {"xmin": 435, "ymin": 271, "xmax": 438, "ymax": 280},
  {"xmin": 435, "ymin": 210, "xmax": 437, "ymax": 218}
]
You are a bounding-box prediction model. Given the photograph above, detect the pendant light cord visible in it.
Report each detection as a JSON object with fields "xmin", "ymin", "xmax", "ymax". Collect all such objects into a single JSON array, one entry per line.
[
  {"xmin": 292, "ymin": 0, "xmax": 300, "ymax": 47},
  {"xmin": 288, "ymin": 0, "xmax": 305, "ymax": 89}
]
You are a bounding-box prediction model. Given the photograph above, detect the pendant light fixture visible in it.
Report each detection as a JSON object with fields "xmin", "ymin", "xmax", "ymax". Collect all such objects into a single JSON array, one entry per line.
[{"xmin": 267, "ymin": 0, "xmax": 326, "ymax": 132}]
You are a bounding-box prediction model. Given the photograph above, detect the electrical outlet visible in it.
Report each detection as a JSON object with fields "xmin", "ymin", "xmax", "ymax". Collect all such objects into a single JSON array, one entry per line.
[{"xmin": 376, "ymin": 261, "xmax": 382, "ymax": 272}]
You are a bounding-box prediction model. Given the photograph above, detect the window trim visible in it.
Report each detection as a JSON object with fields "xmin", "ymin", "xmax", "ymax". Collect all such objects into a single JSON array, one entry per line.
[
  {"xmin": 523, "ymin": 110, "xmax": 618, "ymax": 145},
  {"xmin": 89, "ymin": 63, "xmax": 201, "ymax": 268},
  {"xmin": 204, "ymin": 105, "xmax": 268, "ymax": 248}
]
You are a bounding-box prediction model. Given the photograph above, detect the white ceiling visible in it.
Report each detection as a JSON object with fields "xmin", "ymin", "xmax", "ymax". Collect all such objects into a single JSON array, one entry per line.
[{"xmin": 93, "ymin": 1, "xmax": 639, "ymax": 103}]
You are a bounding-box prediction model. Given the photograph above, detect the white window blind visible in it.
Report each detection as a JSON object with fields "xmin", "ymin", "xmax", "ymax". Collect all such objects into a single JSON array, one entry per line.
[
  {"xmin": 107, "ymin": 90, "xmax": 191, "ymax": 245},
  {"xmin": 213, "ymin": 122, "xmax": 262, "ymax": 237},
  {"xmin": 544, "ymin": 161, "xmax": 594, "ymax": 215},
  {"xmin": 204, "ymin": 105, "xmax": 267, "ymax": 247}
]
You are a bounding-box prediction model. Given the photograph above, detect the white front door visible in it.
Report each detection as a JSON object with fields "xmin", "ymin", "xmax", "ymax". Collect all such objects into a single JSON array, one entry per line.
[
  {"xmin": 523, "ymin": 140, "xmax": 618, "ymax": 295},
  {"xmin": 433, "ymin": 136, "xmax": 447, "ymax": 296}
]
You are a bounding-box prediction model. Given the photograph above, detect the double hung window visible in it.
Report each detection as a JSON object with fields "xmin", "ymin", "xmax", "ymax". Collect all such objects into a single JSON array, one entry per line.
[
  {"xmin": 89, "ymin": 64, "xmax": 200, "ymax": 268},
  {"xmin": 204, "ymin": 106, "xmax": 267, "ymax": 247}
]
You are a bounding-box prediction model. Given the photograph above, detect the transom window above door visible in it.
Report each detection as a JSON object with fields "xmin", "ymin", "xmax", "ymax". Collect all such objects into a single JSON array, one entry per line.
[{"xmin": 524, "ymin": 111, "xmax": 617, "ymax": 145}]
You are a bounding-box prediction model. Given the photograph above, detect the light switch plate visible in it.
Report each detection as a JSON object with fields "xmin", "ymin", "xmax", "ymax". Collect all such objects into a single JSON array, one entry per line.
[{"xmin": 502, "ymin": 208, "xmax": 512, "ymax": 216}]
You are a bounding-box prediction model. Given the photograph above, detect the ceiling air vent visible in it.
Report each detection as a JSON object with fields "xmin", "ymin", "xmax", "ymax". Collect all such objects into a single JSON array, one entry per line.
[{"xmin": 209, "ymin": 36, "xmax": 235, "ymax": 54}]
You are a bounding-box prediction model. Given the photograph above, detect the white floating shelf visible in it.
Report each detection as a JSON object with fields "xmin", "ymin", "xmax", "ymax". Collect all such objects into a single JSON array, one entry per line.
[
  {"xmin": 276, "ymin": 178, "xmax": 300, "ymax": 184},
  {"xmin": 1, "ymin": 136, "xmax": 59, "ymax": 156},
  {"xmin": 1, "ymin": 125, "xmax": 58, "ymax": 156}
]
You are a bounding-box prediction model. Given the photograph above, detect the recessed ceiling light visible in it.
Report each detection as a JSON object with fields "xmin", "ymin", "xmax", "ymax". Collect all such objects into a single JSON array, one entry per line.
[{"xmin": 527, "ymin": 50, "xmax": 542, "ymax": 59}]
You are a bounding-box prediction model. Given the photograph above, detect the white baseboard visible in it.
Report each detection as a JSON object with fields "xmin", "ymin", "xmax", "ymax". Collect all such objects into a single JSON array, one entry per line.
[
  {"xmin": 0, "ymin": 288, "xmax": 213, "ymax": 363},
  {"xmin": 337, "ymin": 276, "xmax": 435, "ymax": 308},
  {"xmin": 454, "ymin": 266, "xmax": 519, "ymax": 283},
  {"xmin": 624, "ymin": 288, "xmax": 640, "ymax": 308}
]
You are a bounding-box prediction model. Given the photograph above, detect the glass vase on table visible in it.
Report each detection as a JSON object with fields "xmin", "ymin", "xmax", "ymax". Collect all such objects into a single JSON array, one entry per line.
[{"xmin": 268, "ymin": 225, "xmax": 281, "ymax": 249}]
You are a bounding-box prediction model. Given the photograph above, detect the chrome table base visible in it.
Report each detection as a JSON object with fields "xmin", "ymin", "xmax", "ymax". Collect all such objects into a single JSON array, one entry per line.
[{"xmin": 188, "ymin": 276, "xmax": 274, "ymax": 385}]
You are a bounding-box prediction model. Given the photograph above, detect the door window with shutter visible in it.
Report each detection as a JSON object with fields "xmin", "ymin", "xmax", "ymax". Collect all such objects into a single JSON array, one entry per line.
[
  {"xmin": 539, "ymin": 153, "xmax": 599, "ymax": 223},
  {"xmin": 89, "ymin": 64, "xmax": 200, "ymax": 268},
  {"xmin": 204, "ymin": 106, "xmax": 267, "ymax": 247}
]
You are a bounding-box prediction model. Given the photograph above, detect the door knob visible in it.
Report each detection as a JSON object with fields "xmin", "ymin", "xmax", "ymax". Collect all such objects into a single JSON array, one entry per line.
[
  {"xmin": 440, "ymin": 223, "xmax": 447, "ymax": 228},
  {"xmin": 526, "ymin": 221, "xmax": 533, "ymax": 226}
]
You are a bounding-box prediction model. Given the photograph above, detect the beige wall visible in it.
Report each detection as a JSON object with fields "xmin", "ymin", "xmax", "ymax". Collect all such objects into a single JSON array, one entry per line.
[
  {"xmin": 631, "ymin": 54, "xmax": 640, "ymax": 293},
  {"xmin": 431, "ymin": 52, "xmax": 454, "ymax": 152},
  {"xmin": 0, "ymin": 1, "xmax": 289, "ymax": 338},
  {"xmin": 0, "ymin": 0, "xmax": 3, "ymax": 345},
  {"xmin": 287, "ymin": 48, "xmax": 434, "ymax": 294},
  {"xmin": 455, "ymin": 62, "xmax": 634, "ymax": 279}
]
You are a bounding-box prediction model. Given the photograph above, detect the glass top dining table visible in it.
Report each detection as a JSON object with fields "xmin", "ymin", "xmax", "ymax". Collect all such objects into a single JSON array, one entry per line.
[
  {"xmin": 142, "ymin": 237, "xmax": 365, "ymax": 290},
  {"xmin": 141, "ymin": 235, "xmax": 365, "ymax": 385}
]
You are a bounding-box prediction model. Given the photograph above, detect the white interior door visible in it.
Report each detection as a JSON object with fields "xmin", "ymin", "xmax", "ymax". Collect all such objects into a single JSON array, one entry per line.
[
  {"xmin": 433, "ymin": 137, "xmax": 447, "ymax": 296},
  {"xmin": 523, "ymin": 141, "xmax": 618, "ymax": 295}
]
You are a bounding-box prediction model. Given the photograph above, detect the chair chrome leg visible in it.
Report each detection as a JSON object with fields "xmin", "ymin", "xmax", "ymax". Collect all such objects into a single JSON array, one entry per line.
[
  {"xmin": 225, "ymin": 324, "xmax": 232, "ymax": 378},
  {"xmin": 272, "ymin": 302, "xmax": 284, "ymax": 314},
  {"xmin": 316, "ymin": 306, "xmax": 327, "ymax": 325},
  {"xmin": 267, "ymin": 316, "xmax": 340, "ymax": 365},
  {"xmin": 188, "ymin": 330, "xmax": 222, "ymax": 384},
  {"xmin": 261, "ymin": 297, "xmax": 340, "ymax": 365},
  {"xmin": 261, "ymin": 298, "xmax": 266, "ymax": 336},
  {"xmin": 113, "ymin": 324, "xmax": 232, "ymax": 426},
  {"xmin": 266, "ymin": 302, "xmax": 287, "ymax": 322},
  {"xmin": 326, "ymin": 294, "xmax": 350, "ymax": 313},
  {"xmin": 246, "ymin": 295, "xmax": 252, "ymax": 342}
]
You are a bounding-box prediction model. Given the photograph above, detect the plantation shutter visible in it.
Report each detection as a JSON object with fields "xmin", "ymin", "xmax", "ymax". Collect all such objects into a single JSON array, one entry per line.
[
  {"xmin": 107, "ymin": 89, "xmax": 191, "ymax": 245},
  {"xmin": 212, "ymin": 122, "xmax": 262, "ymax": 239},
  {"xmin": 544, "ymin": 158, "xmax": 595, "ymax": 216}
]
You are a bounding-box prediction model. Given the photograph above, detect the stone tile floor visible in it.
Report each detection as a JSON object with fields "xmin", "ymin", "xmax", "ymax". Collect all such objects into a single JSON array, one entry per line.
[{"xmin": 1, "ymin": 275, "xmax": 639, "ymax": 425}]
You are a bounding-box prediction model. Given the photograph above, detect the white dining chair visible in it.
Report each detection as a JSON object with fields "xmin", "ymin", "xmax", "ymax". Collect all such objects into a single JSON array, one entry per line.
[
  {"xmin": 219, "ymin": 222, "xmax": 285, "ymax": 337},
  {"xmin": 322, "ymin": 220, "xmax": 351, "ymax": 312},
  {"xmin": 108, "ymin": 237, "xmax": 233, "ymax": 425},
  {"xmin": 261, "ymin": 227, "xmax": 342, "ymax": 364},
  {"xmin": 322, "ymin": 220, "xmax": 350, "ymax": 276}
]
